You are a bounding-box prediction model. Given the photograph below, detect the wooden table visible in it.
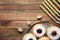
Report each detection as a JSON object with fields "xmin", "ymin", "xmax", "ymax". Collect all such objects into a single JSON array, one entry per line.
[{"xmin": 0, "ymin": 0, "xmax": 59, "ymax": 40}]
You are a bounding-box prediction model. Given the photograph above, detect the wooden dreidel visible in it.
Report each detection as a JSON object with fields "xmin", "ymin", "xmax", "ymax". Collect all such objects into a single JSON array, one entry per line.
[
  {"xmin": 37, "ymin": 15, "xmax": 42, "ymax": 20},
  {"xmin": 27, "ymin": 20, "xmax": 31, "ymax": 26},
  {"xmin": 18, "ymin": 27, "xmax": 23, "ymax": 33}
]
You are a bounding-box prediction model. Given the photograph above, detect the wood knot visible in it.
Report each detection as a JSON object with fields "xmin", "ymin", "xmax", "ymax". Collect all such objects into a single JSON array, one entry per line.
[{"xmin": 0, "ymin": 20, "xmax": 11, "ymax": 26}]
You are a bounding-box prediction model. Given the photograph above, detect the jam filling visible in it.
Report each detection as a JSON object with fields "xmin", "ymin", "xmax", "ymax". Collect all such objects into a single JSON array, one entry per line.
[
  {"xmin": 37, "ymin": 29, "xmax": 42, "ymax": 34},
  {"xmin": 51, "ymin": 31, "xmax": 57, "ymax": 36},
  {"xmin": 29, "ymin": 38, "xmax": 33, "ymax": 40}
]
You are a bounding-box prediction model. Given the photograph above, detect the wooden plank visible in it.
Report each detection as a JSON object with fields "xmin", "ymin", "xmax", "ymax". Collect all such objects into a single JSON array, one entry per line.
[
  {"xmin": 0, "ymin": 28, "xmax": 28, "ymax": 37},
  {"xmin": 0, "ymin": 20, "xmax": 59, "ymax": 28},
  {"xmin": 24, "ymin": 0, "xmax": 44, "ymax": 4},
  {"xmin": 0, "ymin": 25, "xmax": 59, "ymax": 40},
  {"xmin": 0, "ymin": 4, "xmax": 43, "ymax": 13},
  {"xmin": 0, "ymin": 4, "xmax": 40, "ymax": 10},
  {"xmin": 0, "ymin": 13, "xmax": 51, "ymax": 21},
  {"xmin": 0, "ymin": 9, "xmax": 42, "ymax": 13},
  {"xmin": 0, "ymin": 21, "xmax": 38, "ymax": 28},
  {"xmin": 0, "ymin": 0, "xmax": 44, "ymax": 4},
  {"xmin": 0, "ymin": 22, "xmax": 57, "ymax": 37},
  {"xmin": 1, "ymin": 36, "xmax": 60, "ymax": 40},
  {"xmin": 0, "ymin": 0, "xmax": 24, "ymax": 4},
  {"xmin": 1, "ymin": 37, "xmax": 22, "ymax": 40}
]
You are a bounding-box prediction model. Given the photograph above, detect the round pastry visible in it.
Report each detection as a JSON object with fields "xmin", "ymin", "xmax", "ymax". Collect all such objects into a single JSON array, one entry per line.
[
  {"xmin": 32, "ymin": 24, "xmax": 46, "ymax": 37},
  {"xmin": 47, "ymin": 26, "xmax": 60, "ymax": 40},
  {"xmin": 23, "ymin": 33, "xmax": 37, "ymax": 40},
  {"xmin": 38, "ymin": 36, "xmax": 50, "ymax": 40}
]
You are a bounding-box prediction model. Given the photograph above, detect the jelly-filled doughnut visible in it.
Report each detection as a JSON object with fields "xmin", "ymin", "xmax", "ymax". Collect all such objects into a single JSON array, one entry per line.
[
  {"xmin": 23, "ymin": 33, "xmax": 37, "ymax": 40},
  {"xmin": 47, "ymin": 26, "xmax": 60, "ymax": 40},
  {"xmin": 38, "ymin": 36, "xmax": 50, "ymax": 40},
  {"xmin": 32, "ymin": 24, "xmax": 46, "ymax": 37}
]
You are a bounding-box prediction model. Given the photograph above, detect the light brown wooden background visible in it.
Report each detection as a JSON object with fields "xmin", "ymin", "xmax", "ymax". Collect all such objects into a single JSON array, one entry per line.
[{"xmin": 0, "ymin": 0, "xmax": 59, "ymax": 40}]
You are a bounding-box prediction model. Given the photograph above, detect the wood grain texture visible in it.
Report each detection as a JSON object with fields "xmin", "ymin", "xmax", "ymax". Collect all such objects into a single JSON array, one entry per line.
[
  {"xmin": 0, "ymin": 13, "xmax": 51, "ymax": 21},
  {"xmin": 0, "ymin": 21, "xmax": 38, "ymax": 28},
  {"xmin": 0, "ymin": 28, "xmax": 28, "ymax": 40},
  {"xmin": 0, "ymin": 13, "xmax": 51, "ymax": 28},
  {"xmin": 0, "ymin": 28, "xmax": 28, "ymax": 37},
  {"xmin": 0, "ymin": 0, "xmax": 59, "ymax": 40},
  {"xmin": 1, "ymin": 37, "xmax": 22, "ymax": 40},
  {"xmin": 0, "ymin": 0, "xmax": 44, "ymax": 12},
  {"xmin": 0, "ymin": 0, "xmax": 44, "ymax": 4},
  {"xmin": 0, "ymin": 23, "xmax": 59, "ymax": 40},
  {"xmin": 0, "ymin": 4, "xmax": 43, "ymax": 13},
  {"xmin": 0, "ymin": 21, "xmax": 56, "ymax": 28}
]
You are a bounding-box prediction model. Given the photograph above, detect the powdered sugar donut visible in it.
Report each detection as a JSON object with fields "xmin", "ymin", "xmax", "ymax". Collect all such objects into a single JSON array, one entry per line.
[
  {"xmin": 23, "ymin": 33, "xmax": 37, "ymax": 40},
  {"xmin": 47, "ymin": 26, "xmax": 60, "ymax": 40},
  {"xmin": 38, "ymin": 36, "xmax": 50, "ymax": 40},
  {"xmin": 32, "ymin": 24, "xmax": 46, "ymax": 37}
]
